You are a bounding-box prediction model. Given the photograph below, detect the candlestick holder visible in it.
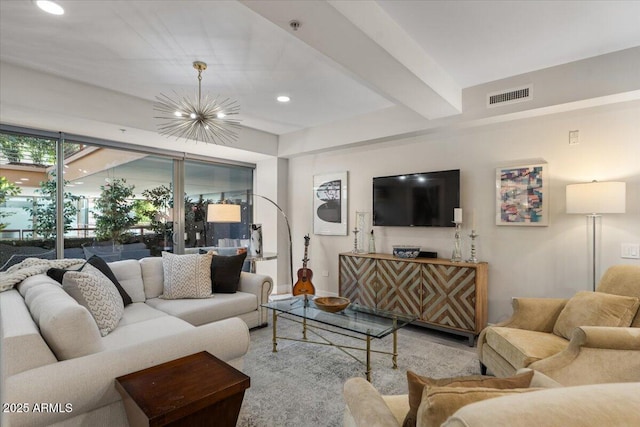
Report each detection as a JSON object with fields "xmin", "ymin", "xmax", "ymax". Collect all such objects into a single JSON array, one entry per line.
[
  {"xmin": 467, "ymin": 230, "xmax": 479, "ymax": 263},
  {"xmin": 352, "ymin": 228, "xmax": 360, "ymax": 253},
  {"xmin": 451, "ymin": 222, "xmax": 462, "ymax": 262}
]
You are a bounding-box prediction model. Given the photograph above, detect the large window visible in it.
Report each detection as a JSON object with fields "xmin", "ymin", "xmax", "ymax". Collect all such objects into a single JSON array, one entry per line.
[
  {"xmin": 0, "ymin": 127, "xmax": 254, "ymax": 269},
  {"xmin": 184, "ymin": 159, "xmax": 253, "ymax": 251}
]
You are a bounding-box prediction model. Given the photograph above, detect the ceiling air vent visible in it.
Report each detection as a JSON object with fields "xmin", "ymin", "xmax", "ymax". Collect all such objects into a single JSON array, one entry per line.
[{"xmin": 487, "ymin": 84, "xmax": 532, "ymax": 108}]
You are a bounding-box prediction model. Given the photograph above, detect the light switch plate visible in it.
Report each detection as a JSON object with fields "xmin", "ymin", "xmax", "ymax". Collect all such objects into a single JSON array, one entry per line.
[
  {"xmin": 569, "ymin": 130, "xmax": 579, "ymax": 145},
  {"xmin": 621, "ymin": 243, "xmax": 640, "ymax": 259}
]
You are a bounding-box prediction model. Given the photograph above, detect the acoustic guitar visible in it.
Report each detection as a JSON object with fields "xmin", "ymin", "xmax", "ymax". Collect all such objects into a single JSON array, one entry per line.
[{"xmin": 293, "ymin": 234, "xmax": 315, "ymax": 296}]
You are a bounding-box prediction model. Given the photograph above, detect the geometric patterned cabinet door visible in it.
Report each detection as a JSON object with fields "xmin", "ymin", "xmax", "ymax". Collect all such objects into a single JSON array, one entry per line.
[
  {"xmin": 421, "ymin": 264, "xmax": 476, "ymax": 331},
  {"xmin": 376, "ymin": 259, "xmax": 421, "ymax": 318},
  {"xmin": 339, "ymin": 253, "xmax": 488, "ymax": 345},
  {"xmin": 339, "ymin": 255, "xmax": 376, "ymax": 306}
]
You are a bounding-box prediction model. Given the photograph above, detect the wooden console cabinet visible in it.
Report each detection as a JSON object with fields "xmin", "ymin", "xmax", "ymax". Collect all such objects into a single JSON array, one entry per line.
[{"xmin": 339, "ymin": 253, "xmax": 488, "ymax": 345}]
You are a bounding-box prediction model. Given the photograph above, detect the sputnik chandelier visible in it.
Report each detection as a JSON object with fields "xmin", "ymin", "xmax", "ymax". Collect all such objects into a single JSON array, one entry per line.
[{"xmin": 154, "ymin": 61, "xmax": 240, "ymax": 145}]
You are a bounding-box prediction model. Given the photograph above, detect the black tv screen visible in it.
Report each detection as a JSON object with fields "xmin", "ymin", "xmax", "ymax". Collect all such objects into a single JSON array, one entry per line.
[{"xmin": 373, "ymin": 169, "xmax": 460, "ymax": 227}]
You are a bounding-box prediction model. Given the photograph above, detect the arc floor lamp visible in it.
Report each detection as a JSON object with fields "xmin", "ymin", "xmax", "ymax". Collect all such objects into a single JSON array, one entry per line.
[
  {"xmin": 566, "ymin": 181, "xmax": 626, "ymax": 291},
  {"xmin": 207, "ymin": 195, "xmax": 293, "ymax": 290}
]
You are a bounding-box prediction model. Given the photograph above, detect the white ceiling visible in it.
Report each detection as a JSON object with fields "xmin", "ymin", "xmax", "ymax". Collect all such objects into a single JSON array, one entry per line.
[{"xmin": 1, "ymin": 0, "xmax": 640, "ymax": 138}]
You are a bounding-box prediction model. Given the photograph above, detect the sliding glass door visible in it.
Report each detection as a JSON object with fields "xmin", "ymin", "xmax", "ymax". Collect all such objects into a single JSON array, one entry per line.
[
  {"xmin": 183, "ymin": 159, "xmax": 253, "ymax": 251},
  {"xmin": 0, "ymin": 125, "xmax": 254, "ymax": 269}
]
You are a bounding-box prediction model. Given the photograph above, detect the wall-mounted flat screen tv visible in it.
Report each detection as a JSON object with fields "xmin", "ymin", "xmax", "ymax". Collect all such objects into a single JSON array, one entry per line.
[{"xmin": 373, "ymin": 169, "xmax": 460, "ymax": 227}]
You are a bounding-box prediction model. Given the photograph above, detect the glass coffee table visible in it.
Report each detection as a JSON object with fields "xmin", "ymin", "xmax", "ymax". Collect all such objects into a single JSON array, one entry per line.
[{"xmin": 262, "ymin": 296, "xmax": 416, "ymax": 382}]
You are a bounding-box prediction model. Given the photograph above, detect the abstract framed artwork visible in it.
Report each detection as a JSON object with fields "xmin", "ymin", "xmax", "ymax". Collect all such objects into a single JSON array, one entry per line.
[
  {"xmin": 313, "ymin": 172, "xmax": 348, "ymax": 235},
  {"xmin": 496, "ymin": 163, "xmax": 549, "ymax": 226}
]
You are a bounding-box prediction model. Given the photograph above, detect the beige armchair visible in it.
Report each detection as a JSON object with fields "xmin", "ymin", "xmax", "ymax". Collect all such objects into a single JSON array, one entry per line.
[{"xmin": 478, "ymin": 265, "xmax": 640, "ymax": 385}]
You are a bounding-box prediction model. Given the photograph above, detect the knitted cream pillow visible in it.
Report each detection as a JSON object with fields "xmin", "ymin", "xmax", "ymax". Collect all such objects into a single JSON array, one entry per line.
[
  {"xmin": 62, "ymin": 263, "xmax": 125, "ymax": 337},
  {"xmin": 160, "ymin": 252, "xmax": 213, "ymax": 299}
]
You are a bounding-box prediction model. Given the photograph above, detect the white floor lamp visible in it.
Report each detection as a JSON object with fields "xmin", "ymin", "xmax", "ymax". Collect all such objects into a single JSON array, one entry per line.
[{"xmin": 566, "ymin": 181, "xmax": 626, "ymax": 291}]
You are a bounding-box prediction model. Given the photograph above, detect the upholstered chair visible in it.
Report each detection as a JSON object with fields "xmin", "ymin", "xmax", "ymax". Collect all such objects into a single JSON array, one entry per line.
[{"xmin": 477, "ymin": 265, "xmax": 640, "ymax": 385}]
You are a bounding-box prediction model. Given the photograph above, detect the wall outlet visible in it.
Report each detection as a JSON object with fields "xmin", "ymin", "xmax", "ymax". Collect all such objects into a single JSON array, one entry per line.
[
  {"xmin": 321, "ymin": 270, "xmax": 329, "ymax": 277},
  {"xmin": 621, "ymin": 243, "xmax": 640, "ymax": 259}
]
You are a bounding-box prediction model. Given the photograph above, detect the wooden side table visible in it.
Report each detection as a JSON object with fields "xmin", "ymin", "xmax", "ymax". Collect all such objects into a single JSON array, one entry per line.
[{"xmin": 115, "ymin": 352, "xmax": 250, "ymax": 427}]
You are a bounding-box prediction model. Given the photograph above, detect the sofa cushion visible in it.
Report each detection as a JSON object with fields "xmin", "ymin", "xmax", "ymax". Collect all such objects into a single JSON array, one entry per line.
[
  {"xmin": 0, "ymin": 289, "xmax": 58, "ymax": 376},
  {"xmin": 22, "ymin": 276, "xmax": 104, "ymax": 360},
  {"xmin": 62, "ymin": 264, "xmax": 125, "ymax": 337},
  {"xmin": 108, "ymin": 259, "xmax": 146, "ymax": 303},
  {"xmin": 442, "ymin": 382, "xmax": 640, "ymax": 427},
  {"xmin": 553, "ymin": 291, "xmax": 640, "ymax": 340},
  {"xmin": 145, "ymin": 291, "xmax": 257, "ymax": 326},
  {"xmin": 117, "ymin": 302, "xmax": 168, "ymax": 327},
  {"xmin": 484, "ymin": 327, "xmax": 568, "ymax": 369},
  {"xmin": 140, "ymin": 256, "xmax": 164, "ymax": 299},
  {"xmin": 100, "ymin": 315, "xmax": 193, "ymax": 351},
  {"xmin": 404, "ymin": 370, "xmax": 534, "ymax": 427},
  {"xmin": 161, "ymin": 252, "xmax": 213, "ymax": 299},
  {"xmin": 416, "ymin": 385, "xmax": 540, "ymax": 427},
  {"xmin": 210, "ymin": 252, "xmax": 247, "ymax": 293}
]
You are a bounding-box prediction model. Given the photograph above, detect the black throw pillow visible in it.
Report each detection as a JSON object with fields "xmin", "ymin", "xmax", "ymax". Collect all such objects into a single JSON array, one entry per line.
[
  {"xmin": 86, "ymin": 255, "xmax": 133, "ymax": 306},
  {"xmin": 47, "ymin": 256, "xmax": 133, "ymax": 306},
  {"xmin": 47, "ymin": 264, "xmax": 84, "ymax": 283},
  {"xmin": 210, "ymin": 252, "xmax": 247, "ymax": 293}
]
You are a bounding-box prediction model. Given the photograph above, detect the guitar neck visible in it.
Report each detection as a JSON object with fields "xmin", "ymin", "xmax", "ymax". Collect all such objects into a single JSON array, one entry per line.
[{"xmin": 302, "ymin": 237, "xmax": 310, "ymax": 270}]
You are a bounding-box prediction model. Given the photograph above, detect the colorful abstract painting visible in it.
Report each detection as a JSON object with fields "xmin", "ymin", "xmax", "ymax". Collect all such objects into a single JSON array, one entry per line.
[{"xmin": 496, "ymin": 163, "xmax": 548, "ymax": 226}]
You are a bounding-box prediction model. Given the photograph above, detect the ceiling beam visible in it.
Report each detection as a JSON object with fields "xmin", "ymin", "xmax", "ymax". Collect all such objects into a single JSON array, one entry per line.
[{"xmin": 240, "ymin": 0, "xmax": 461, "ymax": 120}]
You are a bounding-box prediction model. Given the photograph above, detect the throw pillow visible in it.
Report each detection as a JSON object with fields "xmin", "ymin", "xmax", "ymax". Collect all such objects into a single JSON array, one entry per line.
[
  {"xmin": 210, "ymin": 252, "xmax": 247, "ymax": 293},
  {"xmin": 47, "ymin": 263, "xmax": 85, "ymax": 284},
  {"xmin": 553, "ymin": 291, "xmax": 640, "ymax": 340},
  {"xmin": 61, "ymin": 263, "xmax": 125, "ymax": 337},
  {"xmin": 86, "ymin": 255, "xmax": 133, "ymax": 306},
  {"xmin": 161, "ymin": 252, "xmax": 213, "ymax": 299},
  {"xmin": 47, "ymin": 256, "xmax": 133, "ymax": 306},
  {"xmin": 416, "ymin": 385, "xmax": 541, "ymax": 427},
  {"xmin": 402, "ymin": 370, "xmax": 533, "ymax": 427}
]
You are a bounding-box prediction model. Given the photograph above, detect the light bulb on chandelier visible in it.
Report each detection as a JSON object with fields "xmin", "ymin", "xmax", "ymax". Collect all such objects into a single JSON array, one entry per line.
[{"xmin": 154, "ymin": 61, "xmax": 240, "ymax": 145}]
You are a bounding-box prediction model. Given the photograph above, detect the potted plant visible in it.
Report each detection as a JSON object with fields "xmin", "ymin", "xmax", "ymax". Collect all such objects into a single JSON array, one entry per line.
[
  {"xmin": 141, "ymin": 184, "xmax": 173, "ymax": 250},
  {"xmin": 93, "ymin": 178, "xmax": 139, "ymax": 245},
  {"xmin": 22, "ymin": 173, "xmax": 81, "ymax": 241},
  {"xmin": 0, "ymin": 176, "xmax": 21, "ymax": 231}
]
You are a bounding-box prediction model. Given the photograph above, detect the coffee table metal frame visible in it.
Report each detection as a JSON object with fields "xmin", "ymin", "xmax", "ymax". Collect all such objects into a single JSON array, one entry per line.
[{"xmin": 262, "ymin": 296, "xmax": 416, "ymax": 382}]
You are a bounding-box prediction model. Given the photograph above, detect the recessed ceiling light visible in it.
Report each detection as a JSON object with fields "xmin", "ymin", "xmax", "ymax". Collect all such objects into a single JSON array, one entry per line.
[
  {"xmin": 35, "ymin": 0, "xmax": 64, "ymax": 15},
  {"xmin": 277, "ymin": 95, "xmax": 290, "ymax": 103}
]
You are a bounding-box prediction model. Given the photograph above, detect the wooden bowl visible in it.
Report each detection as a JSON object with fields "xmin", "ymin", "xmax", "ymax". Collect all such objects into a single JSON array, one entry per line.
[{"xmin": 313, "ymin": 296, "xmax": 350, "ymax": 313}]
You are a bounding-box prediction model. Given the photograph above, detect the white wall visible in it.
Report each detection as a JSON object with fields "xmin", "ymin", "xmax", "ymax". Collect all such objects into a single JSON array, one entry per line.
[{"xmin": 287, "ymin": 100, "xmax": 640, "ymax": 323}]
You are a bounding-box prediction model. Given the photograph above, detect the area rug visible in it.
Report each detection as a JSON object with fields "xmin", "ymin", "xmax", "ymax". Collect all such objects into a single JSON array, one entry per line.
[{"xmin": 237, "ymin": 319, "xmax": 481, "ymax": 426}]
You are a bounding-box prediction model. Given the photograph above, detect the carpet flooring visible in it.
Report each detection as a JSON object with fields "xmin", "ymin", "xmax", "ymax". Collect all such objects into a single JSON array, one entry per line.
[{"xmin": 237, "ymin": 318, "xmax": 481, "ymax": 427}]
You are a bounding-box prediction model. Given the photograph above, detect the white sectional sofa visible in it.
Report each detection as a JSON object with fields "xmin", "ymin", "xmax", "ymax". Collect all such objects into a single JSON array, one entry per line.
[{"xmin": 0, "ymin": 256, "xmax": 273, "ymax": 427}]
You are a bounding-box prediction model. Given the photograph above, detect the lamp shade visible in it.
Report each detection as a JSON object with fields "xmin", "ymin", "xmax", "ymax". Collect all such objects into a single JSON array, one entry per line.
[
  {"xmin": 566, "ymin": 181, "xmax": 626, "ymax": 214},
  {"xmin": 207, "ymin": 204, "xmax": 241, "ymax": 223}
]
